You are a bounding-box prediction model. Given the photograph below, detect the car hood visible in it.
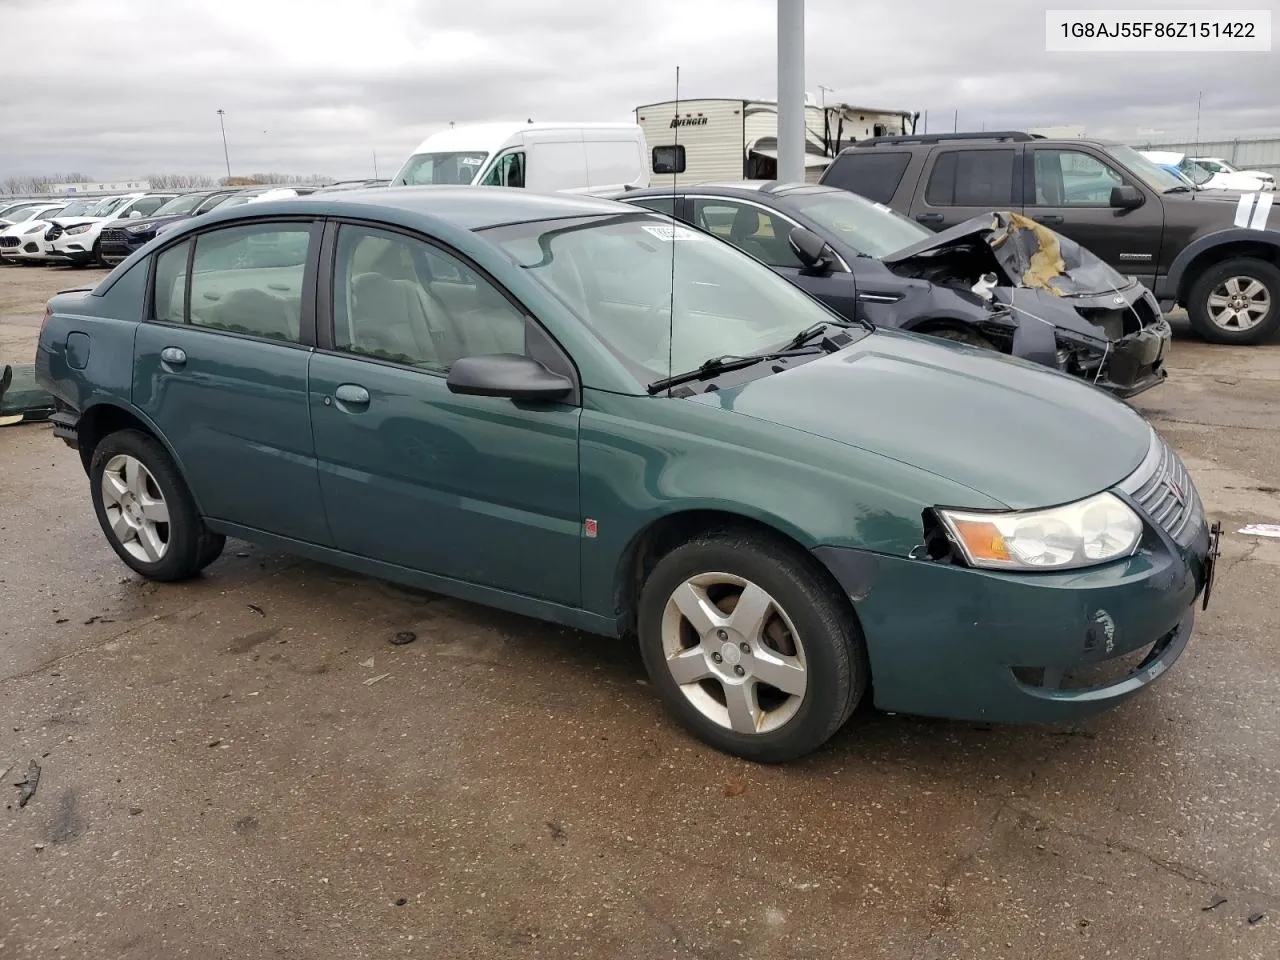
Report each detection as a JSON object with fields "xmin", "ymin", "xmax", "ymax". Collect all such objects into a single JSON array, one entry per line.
[
  {"xmin": 689, "ymin": 328, "xmax": 1151, "ymax": 510},
  {"xmin": 50, "ymin": 216, "xmax": 108, "ymax": 228},
  {"xmin": 883, "ymin": 211, "xmax": 1136, "ymax": 298}
]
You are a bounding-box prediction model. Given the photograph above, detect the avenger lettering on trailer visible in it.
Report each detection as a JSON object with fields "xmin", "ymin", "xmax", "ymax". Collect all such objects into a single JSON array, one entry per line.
[{"xmin": 670, "ymin": 116, "xmax": 708, "ymax": 128}]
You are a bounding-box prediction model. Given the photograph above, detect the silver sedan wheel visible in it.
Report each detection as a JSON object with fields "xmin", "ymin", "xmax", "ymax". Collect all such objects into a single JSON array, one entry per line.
[
  {"xmin": 1207, "ymin": 275, "xmax": 1272, "ymax": 331},
  {"xmin": 100, "ymin": 454, "xmax": 171, "ymax": 563},
  {"xmin": 660, "ymin": 572, "xmax": 808, "ymax": 735}
]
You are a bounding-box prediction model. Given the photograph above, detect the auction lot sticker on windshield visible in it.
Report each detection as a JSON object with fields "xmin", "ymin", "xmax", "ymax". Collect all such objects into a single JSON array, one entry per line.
[
  {"xmin": 641, "ymin": 224, "xmax": 709, "ymax": 242},
  {"xmin": 1046, "ymin": 10, "xmax": 1271, "ymax": 51}
]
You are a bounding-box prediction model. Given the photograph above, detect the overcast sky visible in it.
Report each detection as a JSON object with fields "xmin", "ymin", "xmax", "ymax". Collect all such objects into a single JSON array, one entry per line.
[{"xmin": 2, "ymin": 0, "xmax": 1276, "ymax": 180}]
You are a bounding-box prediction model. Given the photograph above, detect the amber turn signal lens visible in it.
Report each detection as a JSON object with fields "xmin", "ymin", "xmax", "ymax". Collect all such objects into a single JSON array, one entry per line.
[{"xmin": 950, "ymin": 519, "xmax": 1012, "ymax": 563}]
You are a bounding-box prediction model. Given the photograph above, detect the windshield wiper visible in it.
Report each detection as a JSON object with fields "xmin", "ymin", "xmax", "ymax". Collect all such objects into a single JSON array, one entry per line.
[
  {"xmin": 1164, "ymin": 185, "xmax": 1193, "ymax": 194},
  {"xmin": 646, "ymin": 322, "xmax": 846, "ymax": 395}
]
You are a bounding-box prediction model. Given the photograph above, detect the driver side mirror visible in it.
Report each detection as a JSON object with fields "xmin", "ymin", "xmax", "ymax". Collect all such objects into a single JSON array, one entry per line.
[
  {"xmin": 446, "ymin": 353, "xmax": 573, "ymax": 402},
  {"xmin": 1110, "ymin": 185, "xmax": 1144, "ymax": 210},
  {"xmin": 788, "ymin": 226, "xmax": 836, "ymax": 275}
]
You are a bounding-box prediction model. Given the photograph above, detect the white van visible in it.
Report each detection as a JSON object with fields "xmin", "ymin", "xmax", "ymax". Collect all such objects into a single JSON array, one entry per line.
[{"xmin": 389, "ymin": 122, "xmax": 649, "ymax": 195}]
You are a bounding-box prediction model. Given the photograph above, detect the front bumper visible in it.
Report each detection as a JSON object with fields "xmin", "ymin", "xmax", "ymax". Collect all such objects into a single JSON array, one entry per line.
[
  {"xmin": 813, "ymin": 433, "xmax": 1214, "ymax": 724},
  {"xmin": 43, "ymin": 232, "xmax": 99, "ymax": 262},
  {"xmin": 98, "ymin": 227, "xmax": 149, "ymax": 265}
]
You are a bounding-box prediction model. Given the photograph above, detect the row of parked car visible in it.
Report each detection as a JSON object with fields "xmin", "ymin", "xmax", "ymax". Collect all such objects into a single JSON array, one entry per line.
[{"xmin": 0, "ymin": 180, "xmax": 388, "ymax": 269}]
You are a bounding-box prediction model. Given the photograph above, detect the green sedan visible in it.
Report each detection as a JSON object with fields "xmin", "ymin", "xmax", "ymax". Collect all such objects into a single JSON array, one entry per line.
[{"xmin": 34, "ymin": 187, "xmax": 1221, "ymax": 763}]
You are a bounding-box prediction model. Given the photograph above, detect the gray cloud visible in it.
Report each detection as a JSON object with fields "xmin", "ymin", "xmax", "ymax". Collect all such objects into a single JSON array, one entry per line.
[{"xmin": 2, "ymin": 0, "xmax": 1275, "ymax": 180}]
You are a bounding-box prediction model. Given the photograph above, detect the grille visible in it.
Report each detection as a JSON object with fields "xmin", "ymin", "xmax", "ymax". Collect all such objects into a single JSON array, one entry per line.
[
  {"xmin": 0, "ymin": 237, "xmax": 18, "ymax": 249},
  {"xmin": 100, "ymin": 227, "xmax": 126, "ymax": 242},
  {"xmin": 1117, "ymin": 431, "xmax": 1203, "ymax": 546},
  {"xmin": 45, "ymin": 224, "xmax": 63, "ymax": 241}
]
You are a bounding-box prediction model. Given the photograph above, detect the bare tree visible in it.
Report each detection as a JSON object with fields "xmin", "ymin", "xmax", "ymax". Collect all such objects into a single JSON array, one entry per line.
[
  {"xmin": 1, "ymin": 172, "xmax": 96, "ymax": 195},
  {"xmin": 147, "ymin": 172, "xmax": 219, "ymax": 190}
]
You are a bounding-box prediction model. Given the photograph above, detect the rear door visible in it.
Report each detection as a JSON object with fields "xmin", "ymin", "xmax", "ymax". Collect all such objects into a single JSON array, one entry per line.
[
  {"xmin": 1022, "ymin": 144, "xmax": 1164, "ymax": 282},
  {"xmin": 905, "ymin": 145, "xmax": 1021, "ymax": 231},
  {"xmin": 132, "ymin": 217, "xmax": 332, "ymax": 544}
]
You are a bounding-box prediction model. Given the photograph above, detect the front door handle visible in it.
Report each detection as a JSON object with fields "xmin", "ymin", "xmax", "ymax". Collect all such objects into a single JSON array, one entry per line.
[
  {"xmin": 333, "ymin": 383, "xmax": 370, "ymax": 410},
  {"xmin": 1034, "ymin": 214, "xmax": 1065, "ymax": 225},
  {"xmin": 160, "ymin": 346, "xmax": 187, "ymax": 368},
  {"xmin": 915, "ymin": 212, "xmax": 944, "ymax": 224}
]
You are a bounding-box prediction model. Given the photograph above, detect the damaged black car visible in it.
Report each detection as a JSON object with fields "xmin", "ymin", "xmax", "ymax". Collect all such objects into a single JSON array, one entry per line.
[{"xmin": 611, "ymin": 181, "xmax": 1171, "ymax": 398}]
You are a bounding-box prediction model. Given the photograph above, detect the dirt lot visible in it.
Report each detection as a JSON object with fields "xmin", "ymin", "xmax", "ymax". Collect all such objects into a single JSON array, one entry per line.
[{"xmin": 2, "ymin": 265, "xmax": 1278, "ymax": 959}]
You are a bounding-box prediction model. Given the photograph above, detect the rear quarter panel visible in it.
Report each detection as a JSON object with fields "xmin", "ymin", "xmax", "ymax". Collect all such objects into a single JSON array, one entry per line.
[{"xmin": 34, "ymin": 257, "xmax": 148, "ymax": 413}]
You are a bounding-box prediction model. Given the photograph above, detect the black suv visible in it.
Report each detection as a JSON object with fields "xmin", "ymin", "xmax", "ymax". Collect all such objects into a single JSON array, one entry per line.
[{"xmin": 820, "ymin": 131, "xmax": 1280, "ymax": 345}]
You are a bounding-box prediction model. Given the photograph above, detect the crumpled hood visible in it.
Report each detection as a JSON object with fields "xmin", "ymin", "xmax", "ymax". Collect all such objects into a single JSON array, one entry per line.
[
  {"xmin": 50, "ymin": 216, "xmax": 106, "ymax": 228},
  {"xmin": 691, "ymin": 329, "xmax": 1152, "ymax": 509},
  {"xmin": 883, "ymin": 211, "xmax": 1136, "ymax": 298}
]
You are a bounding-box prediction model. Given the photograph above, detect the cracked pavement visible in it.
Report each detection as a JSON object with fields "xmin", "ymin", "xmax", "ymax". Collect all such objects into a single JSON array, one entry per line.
[{"xmin": 1, "ymin": 268, "xmax": 1278, "ymax": 958}]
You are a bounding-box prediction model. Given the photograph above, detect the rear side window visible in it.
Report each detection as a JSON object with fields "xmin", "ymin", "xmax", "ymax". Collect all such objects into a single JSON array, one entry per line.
[
  {"xmin": 821, "ymin": 151, "xmax": 911, "ymax": 204},
  {"xmin": 185, "ymin": 223, "xmax": 312, "ymax": 342},
  {"xmin": 631, "ymin": 196, "xmax": 677, "ymax": 217},
  {"xmin": 925, "ymin": 149, "xmax": 1016, "ymax": 207},
  {"xmin": 153, "ymin": 241, "xmax": 190, "ymax": 323}
]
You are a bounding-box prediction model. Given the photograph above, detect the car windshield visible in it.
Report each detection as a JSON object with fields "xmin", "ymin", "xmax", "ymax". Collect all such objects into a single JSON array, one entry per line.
[
  {"xmin": 1106, "ymin": 145, "xmax": 1188, "ymax": 192},
  {"xmin": 153, "ymin": 193, "xmax": 206, "ymax": 216},
  {"xmin": 483, "ymin": 213, "xmax": 846, "ymax": 385},
  {"xmin": 55, "ymin": 200, "xmax": 95, "ymax": 218},
  {"xmin": 786, "ymin": 189, "xmax": 932, "ymax": 257},
  {"xmin": 392, "ymin": 151, "xmax": 489, "ymax": 186},
  {"xmin": 198, "ymin": 193, "xmax": 234, "ymax": 212},
  {"xmin": 89, "ymin": 196, "xmax": 126, "ymax": 217},
  {"xmin": 8, "ymin": 208, "xmax": 42, "ymax": 223}
]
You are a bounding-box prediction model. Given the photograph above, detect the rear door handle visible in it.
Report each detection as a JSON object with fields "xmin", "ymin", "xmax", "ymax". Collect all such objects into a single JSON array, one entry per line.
[
  {"xmin": 160, "ymin": 346, "xmax": 186, "ymax": 368},
  {"xmin": 915, "ymin": 212, "xmax": 944, "ymax": 224},
  {"xmin": 332, "ymin": 383, "xmax": 370, "ymax": 411},
  {"xmin": 1034, "ymin": 214, "xmax": 1065, "ymax": 225}
]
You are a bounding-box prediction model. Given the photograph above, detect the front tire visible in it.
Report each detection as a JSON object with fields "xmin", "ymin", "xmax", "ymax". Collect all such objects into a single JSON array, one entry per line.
[
  {"xmin": 89, "ymin": 429, "xmax": 218, "ymax": 582},
  {"xmin": 1187, "ymin": 257, "xmax": 1280, "ymax": 345},
  {"xmin": 636, "ymin": 530, "xmax": 867, "ymax": 763}
]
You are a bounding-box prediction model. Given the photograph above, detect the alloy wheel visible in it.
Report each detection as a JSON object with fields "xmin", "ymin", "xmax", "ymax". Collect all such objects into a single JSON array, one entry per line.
[
  {"xmin": 1207, "ymin": 275, "xmax": 1271, "ymax": 331},
  {"xmin": 660, "ymin": 572, "xmax": 808, "ymax": 735},
  {"xmin": 100, "ymin": 454, "xmax": 171, "ymax": 563}
]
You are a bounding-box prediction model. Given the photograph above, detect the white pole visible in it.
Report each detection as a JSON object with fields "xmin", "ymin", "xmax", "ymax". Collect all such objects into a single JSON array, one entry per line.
[{"xmin": 777, "ymin": 0, "xmax": 805, "ymax": 183}]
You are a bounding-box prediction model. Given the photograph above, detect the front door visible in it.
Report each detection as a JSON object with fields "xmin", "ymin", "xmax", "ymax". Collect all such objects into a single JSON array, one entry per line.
[
  {"xmin": 307, "ymin": 222, "xmax": 583, "ymax": 606},
  {"xmin": 1024, "ymin": 145, "xmax": 1165, "ymax": 284},
  {"xmin": 132, "ymin": 219, "xmax": 332, "ymax": 544}
]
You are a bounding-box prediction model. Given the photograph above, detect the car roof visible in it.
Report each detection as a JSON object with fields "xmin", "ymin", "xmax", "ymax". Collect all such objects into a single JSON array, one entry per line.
[
  {"xmin": 617, "ymin": 181, "xmax": 843, "ymax": 202},
  {"xmin": 262, "ymin": 185, "xmax": 637, "ymax": 230},
  {"xmin": 410, "ymin": 122, "xmax": 641, "ymax": 155}
]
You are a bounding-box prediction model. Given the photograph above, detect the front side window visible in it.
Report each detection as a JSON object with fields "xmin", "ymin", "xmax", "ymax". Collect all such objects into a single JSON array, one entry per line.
[
  {"xmin": 392, "ymin": 151, "xmax": 489, "ymax": 186},
  {"xmin": 924, "ymin": 149, "xmax": 1016, "ymax": 207},
  {"xmin": 1031, "ymin": 149, "xmax": 1125, "ymax": 205},
  {"xmin": 183, "ymin": 222, "xmax": 311, "ymax": 342},
  {"xmin": 690, "ymin": 199, "xmax": 803, "ymax": 268},
  {"xmin": 332, "ymin": 224, "xmax": 525, "ymax": 371},
  {"xmin": 481, "ymin": 151, "xmax": 525, "ymax": 188},
  {"xmin": 483, "ymin": 214, "xmax": 844, "ymax": 385},
  {"xmin": 197, "ymin": 193, "xmax": 234, "ymax": 213}
]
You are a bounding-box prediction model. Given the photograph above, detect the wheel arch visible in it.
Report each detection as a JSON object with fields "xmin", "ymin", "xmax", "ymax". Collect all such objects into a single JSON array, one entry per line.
[
  {"xmin": 1172, "ymin": 235, "xmax": 1280, "ymax": 304},
  {"xmin": 76, "ymin": 401, "xmax": 205, "ymax": 514},
  {"xmin": 611, "ymin": 508, "xmax": 862, "ymax": 641}
]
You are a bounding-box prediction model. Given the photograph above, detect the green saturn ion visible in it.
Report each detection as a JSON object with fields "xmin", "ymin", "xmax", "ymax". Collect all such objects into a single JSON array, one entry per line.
[{"xmin": 34, "ymin": 186, "xmax": 1221, "ymax": 762}]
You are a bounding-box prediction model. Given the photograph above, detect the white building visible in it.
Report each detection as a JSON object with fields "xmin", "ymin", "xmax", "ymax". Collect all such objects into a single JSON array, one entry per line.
[
  {"xmin": 635, "ymin": 96, "xmax": 917, "ymax": 186},
  {"xmin": 48, "ymin": 179, "xmax": 152, "ymax": 194}
]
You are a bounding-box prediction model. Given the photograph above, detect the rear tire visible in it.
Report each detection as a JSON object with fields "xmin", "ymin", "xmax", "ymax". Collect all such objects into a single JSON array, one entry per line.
[
  {"xmin": 636, "ymin": 530, "xmax": 867, "ymax": 763},
  {"xmin": 91, "ymin": 239, "xmax": 105, "ymax": 268},
  {"xmin": 1186, "ymin": 257, "xmax": 1280, "ymax": 345},
  {"xmin": 89, "ymin": 429, "xmax": 215, "ymax": 582}
]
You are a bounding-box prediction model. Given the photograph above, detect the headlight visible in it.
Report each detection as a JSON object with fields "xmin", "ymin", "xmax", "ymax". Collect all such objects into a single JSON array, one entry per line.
[
  {"xmin": 937, "ymin": 492, "xmax": 1143, "ymax": 570},
  {"xmin": 126, "ymin": 221, "xmax": 155, "ymax": 233},
  {"xmin": 24, "ymin": 224, "xmax": 45, "ymax": 235},
  {"xmin": 65, "ymin": 223, "xmax": 93, "ymax": 235}
]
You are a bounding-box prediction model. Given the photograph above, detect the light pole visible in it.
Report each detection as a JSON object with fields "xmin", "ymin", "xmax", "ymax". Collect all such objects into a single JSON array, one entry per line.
[
  {"xmin": 216, "ymin": 109, "xmax": 231, "ymax": 180},
  {"xmin": 818, "ymin": 84, "xmax": 834, "ymax": 109},
  {"xmin": 777, "ymin": 0, "xmax": 805, "ymax": 184}
]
